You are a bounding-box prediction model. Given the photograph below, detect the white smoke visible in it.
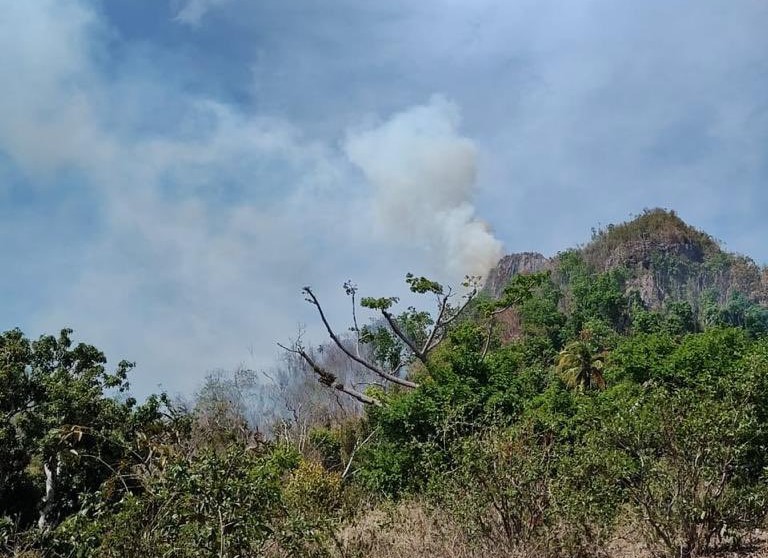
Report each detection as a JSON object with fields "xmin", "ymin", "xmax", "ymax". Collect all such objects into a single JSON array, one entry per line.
[{"xmin": 344, "ymin": 96, "xmax": 503, "ymax": 280}]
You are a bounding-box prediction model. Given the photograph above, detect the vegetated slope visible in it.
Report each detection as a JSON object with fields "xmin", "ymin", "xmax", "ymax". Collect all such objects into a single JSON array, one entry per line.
[
  {"xmin": 486, "ymin": 208, "xmax": 768, "ymax": 313},
  {"xmin": 8, "ymin": 208, "xmax": 768, "ymax": 558}
]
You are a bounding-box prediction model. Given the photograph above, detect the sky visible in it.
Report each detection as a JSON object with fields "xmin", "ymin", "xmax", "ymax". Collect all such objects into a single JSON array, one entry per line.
[{"xmin": 2, "ymin": 0, "xmax": 767, "ymax": 397}]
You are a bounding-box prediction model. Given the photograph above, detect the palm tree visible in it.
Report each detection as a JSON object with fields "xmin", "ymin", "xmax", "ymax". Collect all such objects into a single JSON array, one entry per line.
[{"xmin": 555, "ymin": 333, "xmax": 607, "ymax": 391}]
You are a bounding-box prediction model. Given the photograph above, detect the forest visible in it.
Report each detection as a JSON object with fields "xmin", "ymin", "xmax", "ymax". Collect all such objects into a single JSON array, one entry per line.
[{"xmin": 3, "ymin": 210, "xmax": 768, "ymax": 558}]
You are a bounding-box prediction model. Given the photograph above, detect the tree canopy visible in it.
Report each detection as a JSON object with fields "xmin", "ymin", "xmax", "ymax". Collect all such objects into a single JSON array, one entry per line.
[{"xmin": 3, "ymin": 259, "xmax": 768, "ymax": 558}]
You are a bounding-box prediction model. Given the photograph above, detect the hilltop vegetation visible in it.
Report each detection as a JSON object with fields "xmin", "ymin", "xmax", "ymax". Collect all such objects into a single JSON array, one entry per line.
[
  {"xmin": 582, "ymin": 208, "xmax": 721, "ymax": 267},
  {"xmin": 487, "ymin": 209, "xmax": 768, "ymax": 333},
  {"xmin": 3, "ymin": 210, "xmax": 768, "ymax": 557}
]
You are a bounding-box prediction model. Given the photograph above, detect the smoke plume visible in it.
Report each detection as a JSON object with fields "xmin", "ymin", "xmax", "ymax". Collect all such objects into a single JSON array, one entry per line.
[{"xmin": 344, "ymin": 96, "xmax": 503, "ymax": 280}]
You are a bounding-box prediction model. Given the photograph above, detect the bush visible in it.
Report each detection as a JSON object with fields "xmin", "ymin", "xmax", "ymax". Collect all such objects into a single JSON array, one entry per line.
[
  {"xmin": 437, "ymin": 427, "xmax": 554, "ymax": 550},
  {"xmin": 435, "ymin": 416, "xmax": 624, "ymax": 558},
  {"xmin": 608, "ymin": 387, "xmax": 768, "ymax": 557},
  {"xmin": 55, "ymin": 444, "xmax": 298, "ymax": 557}
]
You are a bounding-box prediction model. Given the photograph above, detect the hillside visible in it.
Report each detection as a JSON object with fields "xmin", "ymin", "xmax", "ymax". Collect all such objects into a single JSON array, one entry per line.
[
  {"xmin": 6, "ymin": 208, "xmax": 768, "ymax": 558},
  {"xmin": 486, "ymin": 208, "xmax": 768, "ymax": 312}
]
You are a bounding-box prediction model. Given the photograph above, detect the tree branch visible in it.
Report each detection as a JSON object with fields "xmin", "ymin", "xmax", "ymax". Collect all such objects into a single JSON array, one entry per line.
[
  {"xmin": 344, "ymin": 280, "xmax": 363, "ymax": 359},
  {"xmin": 421, "ymin": 289, "xmax": 452, "ymax": 356},
  {"xmin": 303, "ymin": 287, "xmax": 418, "ymax": 389},
  {"xmin": 423, "ymin": 287, "xmax": 478, "ymax": 354},
  {"xmin": 342, "ymin": 427, "xmax": 379, "ymax": 480},
  {"xmin": 381, "ymin": 309, "xmax": 426, "ymax": 364},
  {"xmin": 278, "ymin": 343, "xmax": 382, "ymax": 407},
  {"xmin": 480, "ymin": 319, "xmax": 495, "ymax": 361}
]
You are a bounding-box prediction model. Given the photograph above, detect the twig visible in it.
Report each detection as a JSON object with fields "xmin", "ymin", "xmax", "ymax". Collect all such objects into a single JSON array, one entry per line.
[{"xmin": 342, "ymin": 428, "xmax": 379, "ymax": 479}]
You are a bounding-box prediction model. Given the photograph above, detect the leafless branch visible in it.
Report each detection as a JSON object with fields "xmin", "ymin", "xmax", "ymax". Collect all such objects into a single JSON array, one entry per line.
[
  {"xmin": 342, "ymin": 427, "xmax": 379, "ymax": 480},
  {"xmin": 421, "ymin": 288, "xmax": 452, "ymax": 355},
  {"xmin": 277, "ymin": 342, "xmax": 382, "ymax": 407},
  {"xmin": 345, "ymin": 280, "xmax": 363, "ymax": 359},
  {"xmin": 481, "ymin": 319, "xmax": 495, "ymax": 361},
  {"xmin": 424, "ymin": 286, "xmax": 478, "ymax": 354},
  {"xmin": 302, "ymin": 287, "xmax": 418, "ymax": 389},
  {"xmin": 439, "ymin": 286, "xmax": 477, "ymax": 327},
  {"xmin": 381, "ymin": 309, "xmax": 426, "ymax": 363}
]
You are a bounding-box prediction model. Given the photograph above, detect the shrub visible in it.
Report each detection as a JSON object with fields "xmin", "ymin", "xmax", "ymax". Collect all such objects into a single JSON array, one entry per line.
[
  {"xmin": 438, "ymin": 427, "xmax": 554, "ymax": 550},
  {"xmin": 608, "ymin": 388, "xmax": 768, "ymax": 557}
]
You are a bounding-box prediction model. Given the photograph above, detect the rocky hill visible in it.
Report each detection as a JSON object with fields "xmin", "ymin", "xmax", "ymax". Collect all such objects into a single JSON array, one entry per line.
[
  {"xmin": 484, "ymin": 252, "xmax": 552, "ymax": 296},
  {"xmin": 485, "ymin": 209, "xmax": 768, "ymax": 312}
]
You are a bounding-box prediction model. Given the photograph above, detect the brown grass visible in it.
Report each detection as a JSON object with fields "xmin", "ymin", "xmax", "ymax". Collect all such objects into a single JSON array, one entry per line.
[
  {"xmin": 335, "ymin": 500, "xmax": 768, "ymax": 558},
  {"xmin": 337, "ymin": 500, "xmax": 514, "ymax": 558}
]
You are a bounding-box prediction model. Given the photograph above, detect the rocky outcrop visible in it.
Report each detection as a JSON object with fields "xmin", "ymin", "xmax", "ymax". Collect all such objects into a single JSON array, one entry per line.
[
  {"xmin": 483, "ymin": 252, "xmax": 552, "ymax": 298},
  {"xmin": 484, "ymin": 209, "xmax": 768, "ymax": 310}
]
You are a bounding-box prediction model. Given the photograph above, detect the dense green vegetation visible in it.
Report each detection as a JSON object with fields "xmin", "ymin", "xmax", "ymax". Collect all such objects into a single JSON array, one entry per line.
[{"xmin": 3, "ymin": 214, "xmax": 768, "ymax": 557}]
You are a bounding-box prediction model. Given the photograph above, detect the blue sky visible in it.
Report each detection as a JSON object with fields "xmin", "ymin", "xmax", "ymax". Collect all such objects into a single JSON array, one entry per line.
[{"xmin": 2, "ymin": 0, "xmax": 767, "ymax": 397}]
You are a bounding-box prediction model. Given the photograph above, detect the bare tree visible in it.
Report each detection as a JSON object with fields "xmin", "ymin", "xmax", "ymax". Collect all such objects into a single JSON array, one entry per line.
[
  {"xmin": 258, "ymin": 344, "xmax": 376, "ymax": 448},
  {"xmin": 192, "ymin": 369, "xmax": 262, "ymax": 449}
]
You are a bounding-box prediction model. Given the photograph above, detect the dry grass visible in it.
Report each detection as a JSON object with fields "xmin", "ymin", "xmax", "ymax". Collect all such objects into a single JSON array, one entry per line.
[
  {"xmin": 7, "ymin": 501, "xmax": 768, "ymax": 557},
  {"xmin": 337, "ymin": 500, "xmax": 512, "ymax": 558},
  {"xmin": 335, "ymin": 500, "xmax": 768, "ymax": 558}
]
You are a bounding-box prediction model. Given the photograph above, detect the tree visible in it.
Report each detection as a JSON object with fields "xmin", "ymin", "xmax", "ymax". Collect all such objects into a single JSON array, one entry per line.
[
  {"xmin": 555, "ymin": 331, "xmax": 607, "ymax": 391},
  {"xmin": 280, "ymin": 274, "xmax": 480, "ymax": 407},
  {"xmin": 0, "ymin": 328, "xmax": 163, "ymax": 532},
  {"xmin": 608, "ymin": 387, "xmax": 768, "ymax": 557},
  {"xmin": 191, "ymin": 369, "xmax": 258, "ymax": 450}
]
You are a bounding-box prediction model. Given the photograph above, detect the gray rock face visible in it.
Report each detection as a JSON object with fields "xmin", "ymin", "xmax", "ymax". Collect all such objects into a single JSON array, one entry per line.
[
  {"xmin": 483, "ymin": 252, "xmax": 551, "ymax": 298},
  {"xmin": 587, "ymin": 239, "xmax": 708, "ymax": 272}
]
